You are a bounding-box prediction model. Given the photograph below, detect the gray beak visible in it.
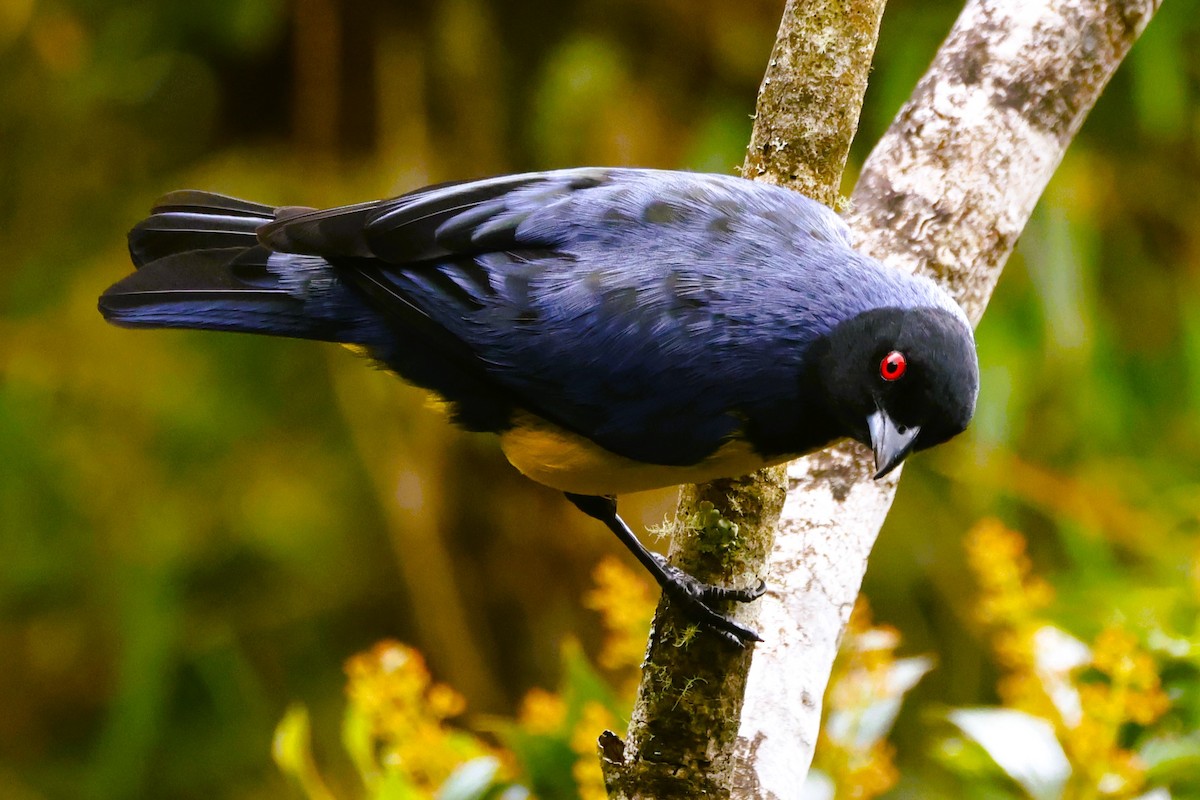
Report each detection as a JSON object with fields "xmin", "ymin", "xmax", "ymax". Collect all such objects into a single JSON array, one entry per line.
[{"xmin": 868, "ymin": 410, "xmax": 920, "ymax": 479}]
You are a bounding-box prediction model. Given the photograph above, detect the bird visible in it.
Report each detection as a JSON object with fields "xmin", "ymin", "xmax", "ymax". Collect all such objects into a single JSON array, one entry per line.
[{"xmin": 99, "ymin": 167, "xmax": 979, "ymax": 645}]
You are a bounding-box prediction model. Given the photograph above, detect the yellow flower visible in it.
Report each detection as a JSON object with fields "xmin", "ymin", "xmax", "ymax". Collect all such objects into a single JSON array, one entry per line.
[
  {"xmin": 1092, "ymin": 627, "xmax": 1139, "ymax": 677},
  {"xmin": 965, "ymin": 521, "xmax": 1173, "ymax": 799},
  {"xmin": 965, "ymin": 519, "xmax": 1052, "ymax": 629},
  {"xmin": 426, "ymin": 683, "xmax": 468, "ymax": 719},
  {"xmin": 584, "ymin": 557, "xmax": 656, "ymax": 675},
  {"xmin": 518, "ymin": 687, "xmax": 567, "ymax": 734},
  {"xmin": 344, "ymin": 640, "xmax": 491, "ymax": 794},
  {"xmin": 570, "ymin": 702, "xmax": 618, "ymax": 800},
  {"xmin": 814, "ymin": 598, "xmax": 904, "ymax": 800},
  {"xmin": 847, "ymin": 743, "xmax": 899, "ymax": 800}
]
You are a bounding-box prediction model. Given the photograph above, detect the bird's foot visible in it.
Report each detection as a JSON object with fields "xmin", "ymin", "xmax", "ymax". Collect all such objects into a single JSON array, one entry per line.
[
  {"xmin": 562, "ymin": 492, "xmax": 766, "ymax": 646},
  {"xmin": 651, "ymin": 553, "xmax": 766, "ymax": 646}
]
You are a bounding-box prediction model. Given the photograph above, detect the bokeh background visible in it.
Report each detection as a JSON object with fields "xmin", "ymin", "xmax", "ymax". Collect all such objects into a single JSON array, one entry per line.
[{"xmin": 3, "ymin": 0, "xmax": 1200, "ymax": 797}]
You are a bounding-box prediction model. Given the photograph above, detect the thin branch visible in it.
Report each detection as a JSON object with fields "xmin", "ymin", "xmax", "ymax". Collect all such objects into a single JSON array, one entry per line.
[
  {"xmin": 732, "ymin": 0, "xmax": 1162, "ymax": 795},
  {"xmin": 743, "ymin": 0, "xmax": 891, "ymax": 205}
]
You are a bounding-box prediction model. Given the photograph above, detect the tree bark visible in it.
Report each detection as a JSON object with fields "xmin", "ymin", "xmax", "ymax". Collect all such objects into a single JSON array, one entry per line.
[{"xmin": 731, "ymin": 1, "xmax": 1161, "ymax": 797}]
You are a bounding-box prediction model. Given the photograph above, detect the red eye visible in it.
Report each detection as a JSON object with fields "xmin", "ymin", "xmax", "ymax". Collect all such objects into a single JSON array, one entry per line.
[{"xmin": 880, "ymin": 350, "xmax": 907, "ymax": 381}]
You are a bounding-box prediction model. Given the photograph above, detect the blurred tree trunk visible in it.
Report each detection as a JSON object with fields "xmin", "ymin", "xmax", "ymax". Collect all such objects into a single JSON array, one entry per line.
[
  {"xmin": 604, "ymin": 0, "xmax": 1162, "ymax": 797},
  {"xmin": 292, "ymin": 0, "xmax": 341, "ymax": 154}
]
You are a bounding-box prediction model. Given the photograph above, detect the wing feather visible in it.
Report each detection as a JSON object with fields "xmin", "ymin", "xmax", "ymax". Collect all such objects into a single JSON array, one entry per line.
[{"xmin": 241, "ymin": 169, "xmax": 856, "ymax": 463}]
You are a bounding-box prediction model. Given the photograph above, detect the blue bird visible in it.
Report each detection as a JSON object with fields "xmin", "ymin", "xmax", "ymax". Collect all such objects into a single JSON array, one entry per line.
[{"xmin": 99, "ymin": 168, "xmax": 979, "ymax": 644}]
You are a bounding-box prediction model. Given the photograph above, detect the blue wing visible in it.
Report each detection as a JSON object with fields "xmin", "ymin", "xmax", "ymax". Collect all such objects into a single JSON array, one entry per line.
[{"xmin": 257, "ymin": 168, "xmax": 904, "ymax": 464}]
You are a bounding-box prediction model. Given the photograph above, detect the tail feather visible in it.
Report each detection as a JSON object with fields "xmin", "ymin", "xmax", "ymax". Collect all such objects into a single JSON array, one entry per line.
[
  {"xmin": 102, "ymin": 193, "xmax": 385, "ymax": 345},
  {"xmin": 129, "ymin": 213, "xmax": 268, "ymax": 267},
  {"xmin": 128, "ymin": 191, "xmax": 277, "ymax": 267},
  {"xmin": 149, "ymin": 190, "xmax": 279, "ymax": 217}
]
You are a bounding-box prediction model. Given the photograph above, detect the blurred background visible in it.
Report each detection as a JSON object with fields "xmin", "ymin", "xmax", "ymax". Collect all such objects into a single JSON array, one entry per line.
[{"xmin": 2, "ymin": 0, "xmax": 1200, "ymax": 797}]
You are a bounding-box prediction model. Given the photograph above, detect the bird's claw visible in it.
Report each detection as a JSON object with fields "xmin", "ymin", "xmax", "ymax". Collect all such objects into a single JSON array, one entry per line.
[
  {"xmin": 697, "ymin": 578, "xmax": 767, "ymax": 604},
  {"xmin": 651, "ymin": 554, "xmax": 765, "ymax": 645}
]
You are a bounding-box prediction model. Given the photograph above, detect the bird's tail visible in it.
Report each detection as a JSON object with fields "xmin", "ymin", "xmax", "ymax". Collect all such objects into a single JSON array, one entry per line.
[{"xmin": 99, "ymin": 191, "xmax": 384, "ymax": 344}]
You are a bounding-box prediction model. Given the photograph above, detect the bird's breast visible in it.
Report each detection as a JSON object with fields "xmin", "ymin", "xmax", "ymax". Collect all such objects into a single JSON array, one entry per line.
[{"xmin": 499, "ymin": 412, "xmax": 793, "ymax": 496}]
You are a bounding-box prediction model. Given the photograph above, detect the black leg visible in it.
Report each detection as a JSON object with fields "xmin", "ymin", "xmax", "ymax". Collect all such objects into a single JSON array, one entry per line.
[{"xmin": 565, "ymin": 492, "xmax": 765, "ymax": 645}]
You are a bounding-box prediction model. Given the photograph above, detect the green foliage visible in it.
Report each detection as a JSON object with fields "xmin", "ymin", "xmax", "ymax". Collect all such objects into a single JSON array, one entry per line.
[
  {"xmin": 494, "ymin": 644, "xmax": 625, "ymax": 800},
  {"xmin": 930, "ymin": 523, "xmax": 1166, "ymax": 798},
  {"xmin": 681, "ymin": 500, "xmax": 743, "ymax": 563},
  {"xmin": 269, "ymin": 636, "xmax": 627, "ymax": 800},
  {"xmin": 283, "ymin": 518, "xmax": 1200, "ymax": 800}
]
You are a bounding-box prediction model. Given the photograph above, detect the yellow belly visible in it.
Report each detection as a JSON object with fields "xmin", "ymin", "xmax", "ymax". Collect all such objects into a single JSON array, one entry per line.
[{"xmin": 499, "ymin": 413, "xmax": 794, "ymax": 496}]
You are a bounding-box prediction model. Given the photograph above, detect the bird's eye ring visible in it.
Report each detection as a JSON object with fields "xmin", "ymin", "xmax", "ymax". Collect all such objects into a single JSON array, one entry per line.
[{"xmin": 880, "ymin": 350, "xmax": 907, "ymax": 381}]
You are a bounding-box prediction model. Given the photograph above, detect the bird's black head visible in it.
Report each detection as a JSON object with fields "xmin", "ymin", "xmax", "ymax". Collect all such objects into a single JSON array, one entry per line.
[{"xmin": 818, "ymin": 306, "xmax": 978, "ymax": 477}]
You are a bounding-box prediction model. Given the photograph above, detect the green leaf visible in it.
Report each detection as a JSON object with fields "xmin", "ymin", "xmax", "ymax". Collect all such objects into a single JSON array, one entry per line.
[
  {"xmin": 560, "ymin": 639, "xmax": 624, "ymax": 723},
  {"xmin": 272, "ymin": 704, "xmax": 338, "ymax": 800},
  {"xmin": 948, "ymin": 708, "xmax": 1070, "ymax": 800},
  {"xmin": 827, "ymin": 655, "xmax": 933, "ymax": 750},
  {"xmin": 435, "ymin": 756, "xmax": 503, "ymax": 800},
  {"xmin": 1141, "ymin": 732, "xmax": 1200, "ymax": 785},
  {"xmin": 491, "ymin": 727, "xmax": 578, "ymax": 800},
  {"xmin": 342, "ymin": 706, "xmax": 381, "ymax": 789}
]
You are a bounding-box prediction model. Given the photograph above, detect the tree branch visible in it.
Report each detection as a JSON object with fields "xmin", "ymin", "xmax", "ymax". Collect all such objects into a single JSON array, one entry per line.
[
  {"xmin": 602, "ymin": 1, "xmax": 887, "ymax": 797},
  {"xmin": 732, "ymin": 0, "xmax": 1161, "ymax": 796},
  {"xmin": 743, "ymin": 0, "xmax": 891, "ymax": 205}
]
